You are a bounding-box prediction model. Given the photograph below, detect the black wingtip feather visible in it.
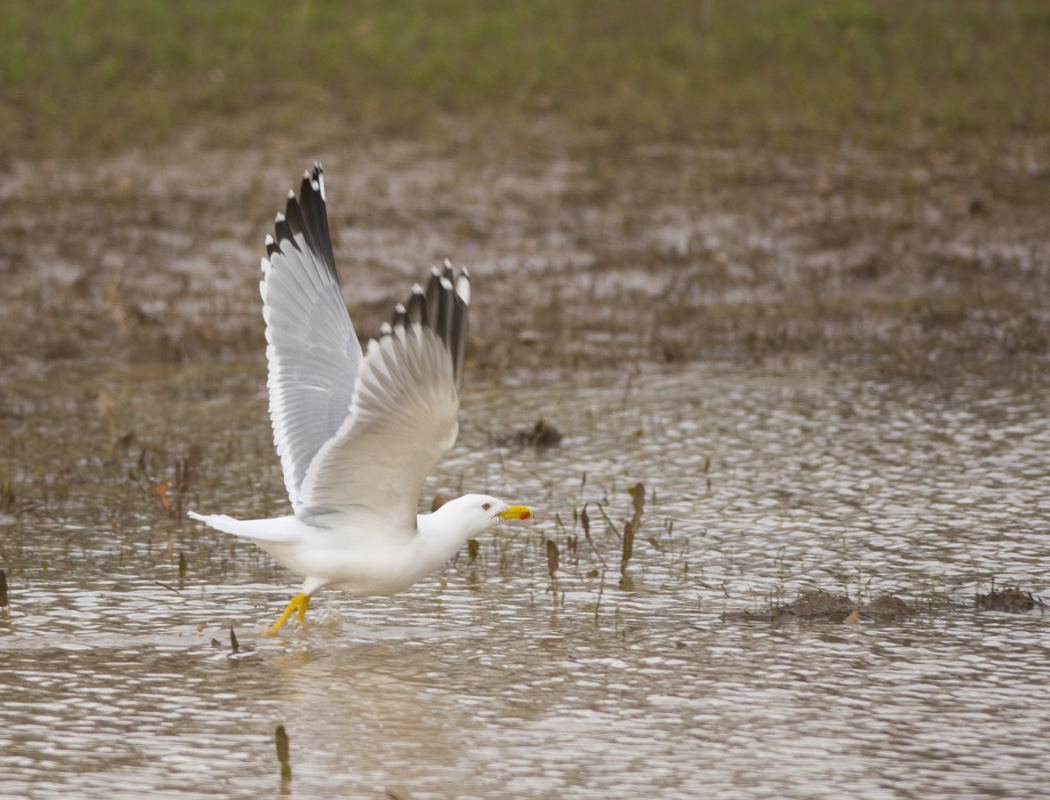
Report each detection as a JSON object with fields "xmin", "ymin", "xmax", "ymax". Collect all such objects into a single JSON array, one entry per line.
[
  {"xmin": 269, "ymin": 163, "xmax": 338, "ymax": 284},
  {"xmin": 451, "ymin": 290, "xmax": 468, "ymax": 386},
  {"xmin": 273, "ymin": 215, "xmax": 296, "ymax": 252},
  {"xmin": 391, "ymin": 265, "xmax": 471, "ymax": 389},
  {"xmin": 271, "ymin": 167, "xmax": 472, "ymax": 388},
  {"xmin": 392, "ymin": 302, "xmax": 408, "ymax": 329},
  {"xmin": 424, "ymin": 268, "xmax": 444, "ymax": 331},
  {"xmin": 434, "ymin": 276, "xmax": 455, "ymax": 352},
  {"xmin": 407, "ymin": 285, "xmax": 428, "ymax": 327}
]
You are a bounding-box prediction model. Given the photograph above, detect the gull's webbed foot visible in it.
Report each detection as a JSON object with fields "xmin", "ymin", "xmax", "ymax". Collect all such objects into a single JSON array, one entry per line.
[{"xmin": 267, "ymin": 592, "xmax": 311, "ymax": 636}]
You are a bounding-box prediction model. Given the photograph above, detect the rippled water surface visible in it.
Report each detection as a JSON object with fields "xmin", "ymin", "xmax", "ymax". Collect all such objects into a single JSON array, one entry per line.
[{"xmin": 2, "ymin": 363, "xmax": 1050, "ymax": 799}]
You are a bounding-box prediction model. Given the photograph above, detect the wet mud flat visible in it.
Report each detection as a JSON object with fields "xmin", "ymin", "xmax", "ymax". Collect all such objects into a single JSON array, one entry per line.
[
  {"xmin": 1, "ymin": 128, "xmax": 1048, "ymax": 383},
  {"xmin": 2, "ymin": 122, "xmax": 1050, "ymax": 800}
]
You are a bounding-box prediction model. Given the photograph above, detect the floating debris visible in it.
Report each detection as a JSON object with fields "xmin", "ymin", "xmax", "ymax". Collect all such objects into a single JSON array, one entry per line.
[
  {"xmin": 230, "ymin": 626, "xmax": 240, "ymax": 654},
  {"xmin": 496, "ymin": 418, "xmax": 562, "ymax": 448},
  {"xmin": 0, "ymin": 569, "xmax": 7, "ymax": 607},
  {"xmin": 976, "ymin": 586, "xmax": 1046, "ymax": 613},
  {"xmin": 862, "ymin": 594, "xmax": 915, "ymax": 619},
  {"xmin": 775, "ymin": 590, "xmax": 861, "ymax": 622},
  {"xmin": 726, "ymin": 589, "xmax": 914, "ymax": 623},
  {"xmin": 153, "ymin": 481, "xmax": 171, "ymax": 514}
]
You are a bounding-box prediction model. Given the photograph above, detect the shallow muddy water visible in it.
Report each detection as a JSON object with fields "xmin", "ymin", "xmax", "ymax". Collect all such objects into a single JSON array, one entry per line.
[{"xmin": 2, "ymin": 362, "xmax": 1050, "ymax": 799}]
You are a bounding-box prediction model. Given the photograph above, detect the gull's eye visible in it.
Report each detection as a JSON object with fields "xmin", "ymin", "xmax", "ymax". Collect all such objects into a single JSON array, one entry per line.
[{"xmin": 482, "ymin": 502, "xmax": 491, "ymax": 511}]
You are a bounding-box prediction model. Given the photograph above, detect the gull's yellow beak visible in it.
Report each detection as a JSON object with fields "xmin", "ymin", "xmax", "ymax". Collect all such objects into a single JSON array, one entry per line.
[{"xmin": 499, "ymin": 505, "xmax": 533, "ymax": 521}]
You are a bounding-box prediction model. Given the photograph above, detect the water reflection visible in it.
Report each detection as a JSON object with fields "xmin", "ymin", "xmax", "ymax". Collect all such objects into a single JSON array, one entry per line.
[{"xmin": 1, "ymin": 363, "xmax": 1050, "ymax": 798}]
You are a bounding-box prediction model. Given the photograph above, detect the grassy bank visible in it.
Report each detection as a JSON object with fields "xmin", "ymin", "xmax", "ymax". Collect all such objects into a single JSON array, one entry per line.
[{"xmin": 2, "ymin": 1, "xmax": 1048, "ymax": 160}]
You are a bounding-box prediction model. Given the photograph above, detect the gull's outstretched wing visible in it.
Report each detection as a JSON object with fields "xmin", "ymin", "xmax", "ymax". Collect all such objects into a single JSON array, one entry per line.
[
  {"xmin": 261, "ymin": 164, "xmax": 362, "ymax": 507},
  {"xmin": 296, "ymin": 263, "xmax": 471, "ymax": 532}
]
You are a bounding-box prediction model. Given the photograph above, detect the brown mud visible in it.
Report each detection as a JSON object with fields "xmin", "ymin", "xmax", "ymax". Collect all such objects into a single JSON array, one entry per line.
[
  {"xmin": 1, "ymin": 125, "xmax": 1048, "ymax": 384},
  {"xmin": 976, "ymin": 585, "xmax": 1048, "ymax": 613},
  {"xmin": 724, "ymin": 589, "xmax": 915, "ymax": 624}
]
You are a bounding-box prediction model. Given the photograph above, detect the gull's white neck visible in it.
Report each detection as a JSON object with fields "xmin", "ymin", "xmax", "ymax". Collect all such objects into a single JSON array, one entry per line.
[{"xmin": 413, "ymin": 505, "xmax": 479, "ymax": 572}]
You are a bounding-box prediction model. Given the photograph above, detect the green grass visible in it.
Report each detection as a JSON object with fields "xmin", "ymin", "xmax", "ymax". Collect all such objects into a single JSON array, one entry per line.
[{"xmin": 2, "ymin": 0, "xmax": 1048, "ymax": 159}]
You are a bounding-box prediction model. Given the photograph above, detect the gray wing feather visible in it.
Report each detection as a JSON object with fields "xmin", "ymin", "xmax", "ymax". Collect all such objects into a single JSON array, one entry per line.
[
  {"xmin": 296, "ymin": 265, "xmax": 471, "ymax": 530},
  {"xmin": 262, "ymin": 164, "xmax": 362, "ymax": 506}
]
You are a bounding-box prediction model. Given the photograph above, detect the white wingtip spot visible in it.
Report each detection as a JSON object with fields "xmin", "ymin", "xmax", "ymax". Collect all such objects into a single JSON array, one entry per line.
[
  {"xmin": 430, "ymin": 265, "xmax": 442, "ymax": 278},
  {"xmin": 394, "ymin": 302, "xmax": 407, "ymax": 314},
  {"xmin": 275, "ymin": 212, "xmax": 286, "ymax": 223},
  {"xmin": 317, "ymin": 170, "xmax": 326, "ymax": 201},
  {"xmin": 440, "ymin": 277, "xmax": 453, "ymax": 291},
  {"xmin": 411, "ymin": 283, "xmax": 424, "ymax": 296},
  {"xmin": 444, "ymin": 258, "xmax": 453, "ymax": 269},
  {"xmin": 379, "ymin": 322, "xmax": 392, "ymax": 336},
  {"xmin": 288, "ymin": 189, "xmax": 296, "ymax": 199},
  {"xmin": 456, "ymin": 274, "xmax": 471, "ymax": 305}
]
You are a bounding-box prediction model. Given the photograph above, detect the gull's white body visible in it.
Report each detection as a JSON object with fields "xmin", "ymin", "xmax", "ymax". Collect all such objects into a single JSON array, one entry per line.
[
  {"xmin": 188, "ymin": 164, "xmax": 530, "ymax": 628},
  {"xmin": 193, "ymin": 495, "xmax": 513, "ymax": 597}
]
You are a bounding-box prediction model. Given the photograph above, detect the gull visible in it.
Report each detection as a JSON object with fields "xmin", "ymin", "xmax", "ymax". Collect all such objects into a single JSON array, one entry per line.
[{"xmin": 189, "ymin": 164, "xmax": 532, "ymax": 634}]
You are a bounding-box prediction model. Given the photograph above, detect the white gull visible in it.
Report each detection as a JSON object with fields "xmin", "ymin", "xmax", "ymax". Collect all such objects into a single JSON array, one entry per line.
[{"xmin": 189, "ymin": 164, "xmax": 532, "ymax": 634}]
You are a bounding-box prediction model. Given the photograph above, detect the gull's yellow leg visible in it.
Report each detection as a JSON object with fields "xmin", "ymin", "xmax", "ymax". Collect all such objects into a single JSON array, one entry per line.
[{"xmin": 268, "ymin": 592, "xmax": 309, "ymax": 636}]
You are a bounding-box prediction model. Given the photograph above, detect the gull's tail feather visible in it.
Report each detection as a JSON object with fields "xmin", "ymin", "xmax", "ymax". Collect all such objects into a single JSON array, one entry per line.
[{"xmin": 187, "ymin": 511, "xmax": 302, "ymax": 543}]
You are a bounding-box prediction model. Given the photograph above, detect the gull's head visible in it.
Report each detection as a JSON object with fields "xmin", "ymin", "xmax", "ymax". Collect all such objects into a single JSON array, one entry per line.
[{"xmin": 435, "ymin": 493, "xmax": 533, "ymax": 539}]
